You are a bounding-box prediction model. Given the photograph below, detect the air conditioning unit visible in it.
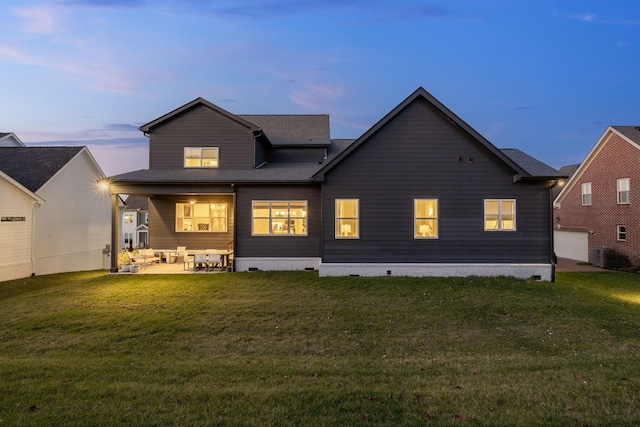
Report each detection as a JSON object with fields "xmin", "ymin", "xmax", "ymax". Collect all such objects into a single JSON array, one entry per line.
[{"xmin": 592, "ymin": 248, "xmax": 609, "ymax": 268}]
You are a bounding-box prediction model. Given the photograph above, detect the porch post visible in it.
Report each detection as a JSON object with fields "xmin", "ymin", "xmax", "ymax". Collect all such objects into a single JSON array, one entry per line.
[{"xmin": 110, "ymin": 193, "xmax": 119, "ymax": 273}]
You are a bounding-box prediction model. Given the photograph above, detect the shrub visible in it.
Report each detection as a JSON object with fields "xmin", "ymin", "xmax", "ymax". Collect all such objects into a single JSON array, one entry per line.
[{"xmin": 604, "ymin": 249, "xmax": 632, "ymax": 269}]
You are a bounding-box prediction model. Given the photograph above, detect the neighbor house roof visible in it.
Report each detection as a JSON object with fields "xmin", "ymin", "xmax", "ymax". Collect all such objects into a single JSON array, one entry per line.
[
  {"xmin": 0, "ymin": 147, "xmax": 84, "ymax": 192},
  {"xmin": 0, "ymin": 132, "xmax": 26, "ymax": 147},
  {"xmin": 123, "ymin": 195, "xmax": 149, "ymax": 210},
  {"xmin": 238, "ymin": 115, "xmax": 331, "ymax": 147}
]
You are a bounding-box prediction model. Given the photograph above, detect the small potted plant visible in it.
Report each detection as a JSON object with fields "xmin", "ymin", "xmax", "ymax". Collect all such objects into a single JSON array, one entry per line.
[{"xmin": 118, "ymin": 251, "xmax": 131, "ymax": 272}]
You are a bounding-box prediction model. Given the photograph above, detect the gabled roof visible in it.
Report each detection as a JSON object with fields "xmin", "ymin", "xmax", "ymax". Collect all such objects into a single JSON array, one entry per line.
[
  {"xmin": 139, "ymin": 97, "xmax": 261, "ymax": 134},
  {"xmin": 313, "ymin": 87, "xmax": 553, "ymax": 181},
  {"xmin": 0, "ymin": 147, "xmax": 84, "ymax": 192},
  {"xmin": 554, "ymin": 126, "xmax": 640, "ymax": 206},
  {"xmin": 238, "ymin": 115, "xmax": 331, "ymax": 147},
  {"xmin": 500, "ymin": 149, "xmax": 564, "ymax": 179},
  {"xmin": 0, "ymin": 169, "xmax": 45, "ymax": 204},
  {"xmin": 0, "ymin": 132, "xmax": 26, "ymax": 147}
]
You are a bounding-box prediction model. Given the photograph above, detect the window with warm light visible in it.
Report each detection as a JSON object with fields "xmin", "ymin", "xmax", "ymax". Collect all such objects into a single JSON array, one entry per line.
[
  {"xmin": 414, "ymin": 199, "xmax": 438, "ymax": 239},
  {"xmin": 123, "ymin": 214, "xmax": 135, "ymax": 224},
  {"xmin": 617, "ymin": 178, "xmax": 630, "ymax": 204},
  {"xmin": 184, "ymin": 147, "xmax": 219, "ymax": 168},
  {"xmin": 617, "ymin": 225, "xmax": 627, "ymax": 241},
  {"xmin": 336, "ymin": 199, "xmax": 359, "ymax": 239},
  {"xmin": 252, "ymin": 201, "xmax": 307, "ymax": 236},
  {"xmin": 484, "ymin": 199, "xmax": 516, "ymax": 231},
  {"xmin": 176, "ymin": 202, "xmax": 227, "ymax": 232},
  {"xmin": 581, "ymin": 182, "xmax": 592, "ymax": 206}
]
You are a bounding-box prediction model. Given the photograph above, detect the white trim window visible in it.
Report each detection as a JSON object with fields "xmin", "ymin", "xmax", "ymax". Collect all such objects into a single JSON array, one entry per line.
[
  {"xmin": 617, "ymin": 225, "xmax": 627, "ymax": 241},
  {"xmin": 184, "ymin": 147, "xmax": 219, "ymax": 168},
  {"xmin": 581, "ymin": 182, "xmax": 592, "ymax": 206},
  {"xmin": 176, "ymin": 202, "xmax": 227, "ymax": 232},
  {"xmin": 335, "ymin": 199, "xmax": 359, "ymax": 239},
  {"xmin": 252, "ymin": 201, "xmax": 307, "ymax": 236},
  {"xmin": 484, "ymin": 199, "xmax": 516, "ymax": 231},
  {"xmin": 617, "ymin": 178, "xmax": 630, "ymax": 204},
  {"xmin": 414, "ymin": 199, "xmax": 438, "ymax": 239}
]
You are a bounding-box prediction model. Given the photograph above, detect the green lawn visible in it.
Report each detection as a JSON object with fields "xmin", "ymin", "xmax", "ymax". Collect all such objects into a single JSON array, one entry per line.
[{"xmin": 1, "ymin": 270, "xmax": 640, "ymax": 426}]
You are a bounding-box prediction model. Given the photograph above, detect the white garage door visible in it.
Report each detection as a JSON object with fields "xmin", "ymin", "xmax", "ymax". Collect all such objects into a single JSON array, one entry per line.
[{"xmin": 554, "ymin": 230, "xmax": 589, "ymax": 262}]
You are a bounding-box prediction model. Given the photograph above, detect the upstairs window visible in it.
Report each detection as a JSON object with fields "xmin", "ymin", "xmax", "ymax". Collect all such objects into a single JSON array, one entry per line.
[
  {"xmin": 581, "ymin": 182, "xmax": 592, "ymax": 206},
  {"xmin": 176, "ymin": 202, "xmax": 227, "ymax": 232},
  {"xmin": 336, "ymin": 199, "xmax": 359, "ymax": 239},
  {"xmin": 123, "ymin": 214, "xmax": 135, "ymax": 223},
  {"xmin": 617, "ymin": 225, "xmax": 627, "ymax": 241},
  {"xmin": 414, "ymin": 199, "xmax": 438, "ymax": 239},
  {"xmin": 617, "ymin": 178, "xmax": 630, "ymax": 204},
  {"xmin": 184, "ymin": 147, "xmax": 219, "ymax": 168},
  {"xmin": 484, "ymin": 199, "xmax": 516, "ymax": 231}
]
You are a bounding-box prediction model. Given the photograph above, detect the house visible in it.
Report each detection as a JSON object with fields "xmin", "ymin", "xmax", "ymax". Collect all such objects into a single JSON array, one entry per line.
[
  {"xmin": 0, "ymin": 169, "xmax": 44, "ymax": 281},
  {"xmin": 107, "ymin": 87, "xmax": 563, "ymax": 280},
  {"xmin": 121, "ymin": 195, "xmax": 149, "ymax": 250},
  {"xmin": 554, "ymin": 126, "xmax": 640, "ymax": 265},
  {"xmin": 0, "ymin": 146, "xmax": 112, "ymax": 280},
  {"xmin": 0, "ymin": 132, "xmax": 26, "ymax": 147}
]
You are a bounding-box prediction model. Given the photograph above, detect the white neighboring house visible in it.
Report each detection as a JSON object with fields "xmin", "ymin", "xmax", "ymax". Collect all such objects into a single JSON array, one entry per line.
[
  {"xmin": 0, "ymin": 170, "xmax": 45, "ymax": 281},
  {"xmin": 120, "ymin": 195, "xmax": 149, "ymax": 250},
  {"xmin": 0, "ymin": 146, "xmax": 111, "ymax": 281},
  {"xmin": 0, "ymin": 132, "xmax": 25, "ymax": 147}
]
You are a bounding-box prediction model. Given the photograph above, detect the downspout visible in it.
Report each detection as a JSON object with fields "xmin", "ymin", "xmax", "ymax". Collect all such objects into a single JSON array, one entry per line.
[
  {"xmin": 232, "ymin": 183, "xmax": 236, "ymax": 272},
  {"xmin": 549, "ymin": 179, "xmax": 560, "ymax": 282},
  {"xmin": 31, "ymin": 202, "xmax": 41, "ymax": 276}
]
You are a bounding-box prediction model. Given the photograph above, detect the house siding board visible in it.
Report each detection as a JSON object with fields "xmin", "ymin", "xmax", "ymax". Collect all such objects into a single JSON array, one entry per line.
[
  {"xmin": 149, "ymin": 194, "xmax": 234, "ymax": 250},
  {"xmin": 321, "ymin": 99, "xmax": 552, "ymax": 264},
  {"xmin": 267, "ymin": 147, "xmax": 325, "ymax": 163},
  {"xmin": 235, "ymin": 185, "xmax": 321, "ymax": 258},
  {"xmin": 554, "ymin": 131, "xmax": 640, "ymax": 264},
  {"xmin": 149, "ymin": 104, "xmax": 255, "ymax": 170}
]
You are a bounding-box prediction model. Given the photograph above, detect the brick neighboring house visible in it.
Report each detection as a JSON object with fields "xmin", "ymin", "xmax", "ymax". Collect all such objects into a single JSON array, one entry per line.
[{"xmin": 554, "ymin": 126, "xmax": 640, "ymax": 265}]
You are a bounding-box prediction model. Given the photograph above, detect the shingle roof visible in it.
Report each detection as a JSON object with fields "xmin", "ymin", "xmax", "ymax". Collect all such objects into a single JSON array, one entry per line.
[
  {"xmin": 124, "ymin": 195, "xmax": 149, "ymax": 210},
  {"xmin": 500, "ymin": 148, "xmax": 565, "ymax": 178},
  {"xmin": 0, "ymin": 147, "xmax": 83, "ymax": 192},
  {"xmin": 239, "ymin": 115, "xmax": 331, "ymax": 147},
  {"xmin": 611, "ymin": 126, "xmax": 640, "ymax": 144}
]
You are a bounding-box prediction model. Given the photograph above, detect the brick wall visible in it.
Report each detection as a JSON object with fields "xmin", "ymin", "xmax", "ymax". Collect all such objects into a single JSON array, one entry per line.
[{"xmin": 554, "ymin": 131, "xmax": 640, "ymax": 265}]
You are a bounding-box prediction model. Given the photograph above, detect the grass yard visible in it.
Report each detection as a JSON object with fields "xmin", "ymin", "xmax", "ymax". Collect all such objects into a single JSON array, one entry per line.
[{"xmin": 1, "ymin": 270, "xmax": 640, "ymax": 426}]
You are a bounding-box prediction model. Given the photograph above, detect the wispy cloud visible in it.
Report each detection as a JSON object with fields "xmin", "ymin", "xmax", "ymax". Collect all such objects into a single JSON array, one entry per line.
[
  {"xmin": 15, "ymin": 6, "xmax": 60, "ymax": 33},
  {"xmin": 571, "ymin": 12, "xmax": 640, "ymax": 26},
  {"xmin": 289, "ymin": 83, "xmax": 345, "ymax": 111}
]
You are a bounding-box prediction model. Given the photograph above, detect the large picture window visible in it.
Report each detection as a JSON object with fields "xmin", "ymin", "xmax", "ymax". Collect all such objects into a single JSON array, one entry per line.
[
  {"xmin": 184, "ymin": 147, "xmax": 219, "ymax": 168},
  {"xmin": 581, "ymin": 182, "xmax": 592, "ymax": 206},
  {"xmin": 484, "ymin": 199, "xmax": 516, "ymax": 231},
  {"xmin": 336, "ymin": 199, "xmax": 359, "ymax": 239},
  {"xmin": 415, "ymin": 199, "xmax": 438, "ymax": 239},
  {"xmin": 176, "ymin": 202, "xmax": 227, "ymax": 232},
  {"xmin": 252, "ymin": 201, "xmax": 307, "ymax": 236},
  {"xmin": 617, "ymin": 178, "xmax": 630, "ymax": 204}
]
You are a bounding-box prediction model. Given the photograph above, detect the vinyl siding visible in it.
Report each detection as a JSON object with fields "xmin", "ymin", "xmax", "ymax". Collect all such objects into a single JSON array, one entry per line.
[
  {"xmin": 321, "ymin": 98, "xmax": 552, "ymax": 264},
  {"xmin": 235, "ymin": 185, "xmax": 321, "ymax": 258},
  {"xmin": 0, "ymin": 178, "xmax": 35, "ymax": 281},
  {"xmin": 149, "ymin": 194, "xmax": 234, "ymax": 251},
  {"xmin": 267, "ymin": 147, "xmax": 325, "ymax": 163},
  {"xmin": 149, "ymin": 104, "xmax": 256, "ymax": 170}
]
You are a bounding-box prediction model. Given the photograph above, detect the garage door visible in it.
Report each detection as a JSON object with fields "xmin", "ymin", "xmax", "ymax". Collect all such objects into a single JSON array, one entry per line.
[{"xmin": 554, "ymin": 230, "xmax": 589, "ymax": 262}]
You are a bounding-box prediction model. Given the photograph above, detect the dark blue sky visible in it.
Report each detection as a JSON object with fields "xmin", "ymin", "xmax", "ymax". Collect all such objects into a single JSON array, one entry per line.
[{"xmin": 1, "ymin": 0, "xmax": 639, "ymax": 175}]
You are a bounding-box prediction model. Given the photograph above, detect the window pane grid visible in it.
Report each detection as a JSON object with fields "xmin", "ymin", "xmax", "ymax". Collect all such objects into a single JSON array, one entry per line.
[
  {"xmin": 415, "ymin": 199, "xmax": 438, "ymax": 239},
  {"xmin": 336, "ymin": 199, "xmax": 359, "ymax": 238},
  {"xmin": 582, "ymin": 182, "xmax": 592, "ymax": 206},
  {"xmin": 618, "ymin": 178, "xmax": 630, "ymax": 204},
  {"xmin": 252, "ymin": 201, "xmax": 307, "ymax": 236},
  {"xmin": 176, "ymin": 202, "xmax": 227, "ymax": 232},
  {"xmin": 484, "ymin": 199, "xmax": 516, "ymax": 231},
  {"xmin": 184, "ymin": 147, "xmax": 219, "ymax": 168}
]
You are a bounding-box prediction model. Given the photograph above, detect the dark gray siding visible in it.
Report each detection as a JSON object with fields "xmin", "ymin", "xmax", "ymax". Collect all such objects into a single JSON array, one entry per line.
[
  {"xmin": 149, "ymin": 104, "xmax": 255, "ymax": 170},
  {"xmin": 321, "ymin": 98, "xmax": 553, "ymax": 264},
  {"xmin": 149, "ymin": 194, "xmax": 234, "ymax": 250},
  {"xmin": 267, "ymin": 147, "xmax": 325, "ymax": 163},
  {"xmin": 235, "ymin": 185, "xmax": 321, "ymax": 258}
]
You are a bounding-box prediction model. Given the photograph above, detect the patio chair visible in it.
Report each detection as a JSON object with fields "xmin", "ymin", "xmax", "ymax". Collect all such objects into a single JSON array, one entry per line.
[
  {"xmin": 207, "ymin": 253, "xmax": 222, "ymax": 271},
  {"xmin": 193, "ymin": 253, "xmax": 207, "ymax": 271}
]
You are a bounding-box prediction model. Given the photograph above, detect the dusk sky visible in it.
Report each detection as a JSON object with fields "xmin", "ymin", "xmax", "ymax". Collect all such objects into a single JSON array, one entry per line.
[{"xmin": 2, "ymin": 1, "xmax": 639, "ymax": 176}]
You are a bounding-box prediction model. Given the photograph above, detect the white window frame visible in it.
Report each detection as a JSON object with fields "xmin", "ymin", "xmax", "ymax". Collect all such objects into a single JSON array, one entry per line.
[
  {"xmin": 335, "ymin": 199, "xmax": 359, "ymax": 239},
  {"xmin": 484, "ymin": 199, "xmax": 516, "ymax": 231},
  {"xmin": 617, "ymin": 225, "xmax": 627, "ymax": 241},
  {"xmin": 184, "ymin": 147, "xmax": 219, "ymax": 168},
  {"xmin": 251, "ymin": 201, "xmax": 308, "ymax": 236},
  {"xmin": 414, "ymin": 199, "xmax": 438, "ymax": 239},
  {"xmin": 581, "ymin": 182, "xmax": 592, "ymax": 206},
  {"xmin": 175, "ymin": 202, "xmax": 227, "ymax": 232},
  {"xmin": 617, "ymin": 178, "xmax": 630, "ymax": 204}
]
